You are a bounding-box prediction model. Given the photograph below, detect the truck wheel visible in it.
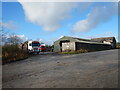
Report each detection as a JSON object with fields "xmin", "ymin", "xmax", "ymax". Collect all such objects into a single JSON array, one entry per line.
[{"xmin": 37, "ymin": 52, "xmax": 39, "ymax": 54}]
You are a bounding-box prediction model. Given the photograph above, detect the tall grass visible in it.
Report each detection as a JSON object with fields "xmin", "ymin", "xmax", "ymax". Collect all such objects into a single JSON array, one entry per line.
[
  {"xmin": 61, "ymin": 49, "xmax": 89, "ymax": 54},
  {"xmin": 2, "ymin": 44, "xmax": 29, "ymax": 64}
]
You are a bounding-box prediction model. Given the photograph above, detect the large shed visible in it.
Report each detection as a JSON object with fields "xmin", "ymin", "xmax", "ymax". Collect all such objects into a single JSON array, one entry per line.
[
  {"xmin": 91, "ymin": 37, "xmax": 116, "ymax": 48},
  {"xmin": 53, "ymin": 36, "xmax": 114, "ymax": 52}
]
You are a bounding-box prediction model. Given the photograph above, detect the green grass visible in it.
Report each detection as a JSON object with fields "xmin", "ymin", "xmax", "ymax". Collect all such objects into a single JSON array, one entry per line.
[{"xmin": 2, "ymin": 44, "xmax": 30, "ymax": 65}]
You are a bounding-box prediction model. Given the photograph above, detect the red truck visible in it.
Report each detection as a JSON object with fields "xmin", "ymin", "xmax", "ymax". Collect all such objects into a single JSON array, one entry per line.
[{"xmin": 40, "ymin": 44, "xmax": 45, "ymax": 52}]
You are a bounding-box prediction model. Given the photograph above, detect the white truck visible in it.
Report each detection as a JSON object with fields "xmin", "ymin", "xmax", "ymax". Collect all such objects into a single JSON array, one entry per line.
[{"xmin": 23, "ymin": 40, "xmax": 40, "ymax": 54}]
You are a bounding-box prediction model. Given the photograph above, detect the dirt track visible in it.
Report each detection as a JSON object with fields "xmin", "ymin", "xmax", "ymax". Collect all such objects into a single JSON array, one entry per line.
[{"xmin": 3, "ymin": 49, "xmax": 118, "ymax": 88}]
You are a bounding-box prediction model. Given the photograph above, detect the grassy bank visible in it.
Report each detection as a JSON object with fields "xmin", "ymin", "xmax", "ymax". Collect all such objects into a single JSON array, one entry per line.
[
  {"xmin": 60, "ymin": 49, "xmax": 112, "ymax": 54},
  {"xmin": 61, "ymin": 49, "xmax": 89, "ymax": 54},
  {"xmin": 2, "ymin": 44, "xmax": 29, "ymax": 65}
]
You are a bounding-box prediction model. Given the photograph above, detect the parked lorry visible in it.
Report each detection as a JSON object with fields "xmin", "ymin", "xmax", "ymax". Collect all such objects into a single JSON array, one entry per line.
[
  {"xmin": 40, "ymin": 44, "xmax": 45, "ymax": 52},
  {"xmin": 22, "ymin": 40, "xmax": 40, "ymax": 54}
]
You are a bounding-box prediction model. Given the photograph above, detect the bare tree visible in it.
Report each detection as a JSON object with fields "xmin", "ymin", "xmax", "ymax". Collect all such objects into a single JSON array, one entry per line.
[
  {"xmin": 0, "ymin": 21, "xmax": 22, "ymax": 45},
  {"xmin": 7, "ymin": 33, "xmax": 23, "ymax": 45},
  {"xmin": 0, "ymin": 27, "xmax": 8, "ymax": 45}
]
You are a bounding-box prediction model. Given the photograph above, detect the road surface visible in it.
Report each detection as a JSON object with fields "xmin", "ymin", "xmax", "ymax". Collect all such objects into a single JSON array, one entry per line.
[{"xmin": 3, "ymin": 49, "xmax": 118, "ymax": 88}]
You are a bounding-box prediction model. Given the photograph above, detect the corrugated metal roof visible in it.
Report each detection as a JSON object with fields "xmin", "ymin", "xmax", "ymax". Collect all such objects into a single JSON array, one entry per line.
[
  {"xmin": 60, "ymin": 36, "xmax": 112, "ymax": 45},
  {"xmin": 91, "ymin": 37, "xmax": 115, "ymax": 42}
]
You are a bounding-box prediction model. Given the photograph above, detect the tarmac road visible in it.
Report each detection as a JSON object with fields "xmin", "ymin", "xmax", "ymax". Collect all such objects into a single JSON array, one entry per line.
[{"xmin": 2, "ymin": 49, "xmax": 118, "ymax": 88}]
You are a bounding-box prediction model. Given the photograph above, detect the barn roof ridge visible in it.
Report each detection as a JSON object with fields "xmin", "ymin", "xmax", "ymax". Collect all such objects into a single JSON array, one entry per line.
[
  {"xmin": 62, "ymin": 36, "xmax": 90, "ymax": 41},
  {"xmin": 60, "ymin": 36, "xmax": 105, "ymax": 44},
  {"xmin": 60, "ymin": 36, "xmax": 116, "ymax": 45}
]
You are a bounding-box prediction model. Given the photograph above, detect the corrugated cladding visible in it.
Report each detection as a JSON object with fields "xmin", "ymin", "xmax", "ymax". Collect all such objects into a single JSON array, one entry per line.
[{"xmin": 54, "ymin": 36, "xmax": 114, "ymax": 52}]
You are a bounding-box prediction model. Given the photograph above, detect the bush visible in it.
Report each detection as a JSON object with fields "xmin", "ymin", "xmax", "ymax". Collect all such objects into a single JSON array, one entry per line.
[{"xmin": 2, "ymin": 44, "xmax": 29, "ymax": 64}]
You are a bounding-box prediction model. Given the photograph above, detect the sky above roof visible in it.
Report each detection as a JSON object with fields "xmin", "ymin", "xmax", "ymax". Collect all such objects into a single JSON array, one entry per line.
[{"xmin": 1, "ymin": 1, "xmax": 119, "ymax": 45}]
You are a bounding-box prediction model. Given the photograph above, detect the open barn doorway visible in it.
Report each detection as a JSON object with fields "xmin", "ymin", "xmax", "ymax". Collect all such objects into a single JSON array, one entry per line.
[{"xmin": 59, "ymin": 40, "xmax": 70, "ymax": 52}]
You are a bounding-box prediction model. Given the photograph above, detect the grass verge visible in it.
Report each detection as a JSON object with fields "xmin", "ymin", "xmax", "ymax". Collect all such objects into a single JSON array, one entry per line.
[{"xmin": 61, "ymin": 49, "xmax": 89, "ymax": 54}]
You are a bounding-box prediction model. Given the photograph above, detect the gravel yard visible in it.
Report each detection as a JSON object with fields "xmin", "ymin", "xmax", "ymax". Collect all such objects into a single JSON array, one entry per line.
[{"xmin": 2, "ymin": 49, "xmax": 118, "ymax": 88}]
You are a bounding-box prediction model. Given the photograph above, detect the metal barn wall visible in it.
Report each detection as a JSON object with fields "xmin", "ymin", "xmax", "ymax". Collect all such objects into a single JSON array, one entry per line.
[
  {"xmin": 76, "ymin": 42, "xmax": 112, "ymax": 51},
  {"xmin": 61, "ymin": 42, "xmax": 112, "ymax": 52},
  {"xmin": 91, "ymin": 37, "xmax": 116, "ymax": 49},
  {"xmin": 54, "ymin": 36, "xmax": 78, "ymax": 52},
  {"xmin": 112, "ymin": 37, "xmax": 116, "ymax": 48},
  {"xmin": 54, "ymin": 40, "xmax": 61, "ymax": 52},
  {"xmin": 54, "ymin": 36, "xmax": 113, "ymax": 52},
  {"xmin": 62, "ymin": 42, "xmax": 75, "ymax": 52},
  {"xmin": 76, "ymin": 42, "xmax": 90, "ymax": 50}
]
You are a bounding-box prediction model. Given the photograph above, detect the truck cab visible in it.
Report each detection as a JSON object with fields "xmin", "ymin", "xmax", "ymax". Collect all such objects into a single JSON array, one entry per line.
[{"xmin": 28, "ymin": 41, "xmax": 40, "ymax": 54}]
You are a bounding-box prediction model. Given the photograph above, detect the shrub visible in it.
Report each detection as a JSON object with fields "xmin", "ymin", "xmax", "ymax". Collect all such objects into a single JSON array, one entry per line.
[
  {"xmin": 116, "ymin": 42, "xmax": 120, "ymax": 49},
  {"xmin": 2, "ymin": 44, "xmax": 29, "ymax": 64}
]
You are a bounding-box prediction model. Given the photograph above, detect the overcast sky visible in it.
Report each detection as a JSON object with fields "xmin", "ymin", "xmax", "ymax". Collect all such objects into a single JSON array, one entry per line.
[{"xmin": 2, "ymin": 1, "xmax": 118, "ymax": 45}]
